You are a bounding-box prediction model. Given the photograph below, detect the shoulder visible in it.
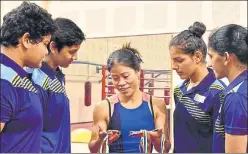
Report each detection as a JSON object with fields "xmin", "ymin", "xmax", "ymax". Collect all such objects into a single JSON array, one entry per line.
[
  {"xmin": 173, "ymin": 86, "xmax": 180, "ymax": 94},
  {"xmin": 224, "ymin": 92, "xmax": 247, "ymax": 109},
  {"xmin": 223, "ymin": 92, "xmax": 248, "ymax": 134},
  {"xmin": 95, "ymin": 95, "xmax": 118, "ymax": 109},
  {"xmin": 227, "ymin": 80, "xmax": 247, "ymax": 96},
  {"xmin": 173, "ymin": 80, "xmax": 186, "ymax": 96},
  {"xmin": 30, "ymin": 68, "xmax": 50, "ymax": 89},
  {"xmin": 0, "ymin": 63, "xmax": 19, "ymax": 84},
  {"xmin": 204, "ymin": 79, "xmax": 226, "ymax": 100},
  {"xmin": 142, "ymin": 92, "xmax": 166, "ymax": 109},
  {"xmin": 209, "ymin": 79, "xmax": 226, "ymax": 91},
  {"xmin": 223, "ymin": 90, "xmax": 247, "ymax": 121},
  {"xmin": 150, "ymin": 96, "xmax": 167, "ymax": 114},
  {"xmin": 1, "ymin": 79, "xmax": 17, "ymax": 96},
  {"xmin": 94, "ymin": 99, "xmax": 109, "ymax": 111},
  {"xmin": 224, "ymin": 80, "xmax": 247, "ymax": 108},
  {"xmin": 152, "ymin": 96, "xmax": 165, "ymax": 106},
  {"xmin": 93, "ymin": 95, "xmax": 118, "ymax": 117},
  {"xmin": 0, "ymin": 64, "xmax": 19, "ymax": 97},
  {"xmin": 1, "ymin": 78, "xmax": 19, "ymax": 111}
]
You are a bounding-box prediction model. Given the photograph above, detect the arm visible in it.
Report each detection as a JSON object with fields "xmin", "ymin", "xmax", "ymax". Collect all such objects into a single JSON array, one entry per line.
[
  {"xmin": 149, "ymin": 97, "xmax": 170, "ymax": 153},
  {"xmin": 88, "ymin": 100, "xmax": 109, "ymax": 153},
  {"xmin": 224, "ymin": 94, "xmax": 248, "ymax": 153},
  {"xmin": 0, "ymin": 123, "xmax": 5, "ymax": 132},
  {"xmin": 0, "ymin": 94, "xmax": 8, "ymax": 132},
  {"xmin": 0, "ymin": 82, "xmax": 16, "ymax": 133},
  {"xmin": 225, "ymin": 134, "xmax": 247, "ymax": 153}
]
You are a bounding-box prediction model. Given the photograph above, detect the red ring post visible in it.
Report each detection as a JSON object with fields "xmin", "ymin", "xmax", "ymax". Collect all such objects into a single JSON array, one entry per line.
[
  {"xmin": 84, "ymin": 81, "xmax": 91, "ymax": 106},
  {"xmin": 148, "ymin": 73, "xmax": 155, "ymax": 95},
  {"xmin": 164, "ymin": 88, "xmax": 170, "ymax": 105},
  {"xmin": 108, "ymin": 81, "xmax": 115, "ymax": 96},
  {"xmin": 102, "ymin": 66, "xmax": 106, "ymax": 100},
  {"xmin": 140, "ymin": 69, "xmax": 144, "ymax": 91}
]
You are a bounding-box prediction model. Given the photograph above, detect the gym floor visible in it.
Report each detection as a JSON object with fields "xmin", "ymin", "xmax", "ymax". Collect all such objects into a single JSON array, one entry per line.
[{"xmin": 71, "ymin": 143, "xmax": 89, "ymax": 153}]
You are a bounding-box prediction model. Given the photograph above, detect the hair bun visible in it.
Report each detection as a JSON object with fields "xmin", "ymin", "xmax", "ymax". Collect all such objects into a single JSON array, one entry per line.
[
  {"xmin": 188, "ymin": 21, "xmax": 206, "ymax": 38},
  {"xmin": 122, "ymin": 42, "xmax": 143, "ymax": 63}
]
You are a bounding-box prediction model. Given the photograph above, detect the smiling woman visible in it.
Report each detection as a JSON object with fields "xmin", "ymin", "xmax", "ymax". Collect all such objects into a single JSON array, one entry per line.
[
  {"xmin": 107, "ymin": 43, "xmax": 142, "ymax": 97},
  {"xmin": 88, "ymin": 43, "xmax": 170, "ymax": 153}
]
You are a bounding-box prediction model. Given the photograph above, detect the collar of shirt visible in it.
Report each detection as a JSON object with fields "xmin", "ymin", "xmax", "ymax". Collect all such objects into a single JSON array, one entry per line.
[
  {"xmin": 0, "ymin": 53, "xmax": 28, "ymax": 78},
  {"xmin": 40, "ymin": 61, "xmax": 65, "ymax": 80},
  {"xmin": 180, "ymin": 68, "xmax": 216, "ymax": 94},
  {"xmin": 223, "ymin": 70, "xmax": 248, "ymax": 95}
]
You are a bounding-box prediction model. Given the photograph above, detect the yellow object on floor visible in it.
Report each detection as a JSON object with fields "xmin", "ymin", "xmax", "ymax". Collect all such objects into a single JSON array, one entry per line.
[{"xmin": 71, "ymin": 128, "xmax": 92, "ymax": 143}]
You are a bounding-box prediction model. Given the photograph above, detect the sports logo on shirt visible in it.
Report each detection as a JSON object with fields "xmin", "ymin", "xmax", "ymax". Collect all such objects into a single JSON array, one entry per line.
[{"xmin": 194, "ymin": 94, "xmax": 206, "ymax": 103}]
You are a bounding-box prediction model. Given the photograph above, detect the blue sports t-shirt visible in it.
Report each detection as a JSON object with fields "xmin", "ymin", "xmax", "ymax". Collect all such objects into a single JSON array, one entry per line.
[
  {"xmin": 0, "ymin": 53, "xmax": 43, "ymax": 152},
  {"xmin": 213, "ymin": 70, "xmax": 248, "ymax": 153},
  {"xmin": 173, "ymin": 68, "xmax": 226, "ymax": 153},
  {"xmin": 28, "ymin": 62, "xmax": 71, "ymax": 153}
]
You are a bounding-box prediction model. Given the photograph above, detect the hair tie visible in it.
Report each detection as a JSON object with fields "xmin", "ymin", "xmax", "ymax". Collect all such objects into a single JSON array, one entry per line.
[{"xmin": 135, "ymin": 54, "xmax": 144, "ymax": 63}]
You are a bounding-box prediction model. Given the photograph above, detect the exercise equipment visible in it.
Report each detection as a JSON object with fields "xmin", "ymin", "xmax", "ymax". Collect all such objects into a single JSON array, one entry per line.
[{"xmin": 84, "ymin": 81, "xmax": 91, "ymax": 106}]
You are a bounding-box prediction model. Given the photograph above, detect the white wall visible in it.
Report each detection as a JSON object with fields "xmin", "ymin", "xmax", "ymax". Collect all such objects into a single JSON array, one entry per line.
[
  {"xmin": 1, "ymin": 1, "xmax": 44, "ymax": 22},
  {"xmin": 3, "ymin": 1, "xmax": 246, "ymax": 37},
  {"xmin": 45, "ymin": 1, "xmax": 247, "ymax": 38}
]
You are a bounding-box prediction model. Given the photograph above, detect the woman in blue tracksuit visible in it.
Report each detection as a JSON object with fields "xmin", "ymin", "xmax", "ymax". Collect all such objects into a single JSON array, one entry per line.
[
  {"xmin": 30, "ymin": 18, "xmax": 85, "ymax": 153},
  {"xmin": 208, "ymin": 24, "xmax": 247, "ymax": 153},
  {"xmin": 169, "ymin": 21, "xmax": 226, "ymax": 153},
  {"xmin": 0, "ymin": 2, "xmax": 56, "ymax": 153}
]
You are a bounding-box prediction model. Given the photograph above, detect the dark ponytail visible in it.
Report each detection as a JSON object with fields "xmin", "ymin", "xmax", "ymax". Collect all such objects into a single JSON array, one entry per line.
[{"xmin": 107, "ymin": 42, "xmax": 143, "ymax": 72}]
